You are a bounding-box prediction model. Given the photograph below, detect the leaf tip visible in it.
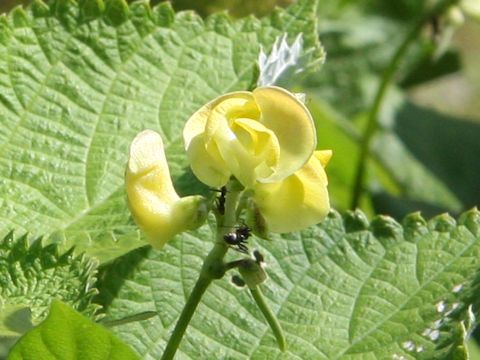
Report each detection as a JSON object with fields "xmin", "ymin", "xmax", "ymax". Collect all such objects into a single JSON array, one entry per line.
[
  {"xmin": 80, "ymin": 0, "xmax": 106, "ymax": 20},
  {"xmin": 343, "ymin": 210, "xmax": 369, "ymax": 233},
  {"xmin": 370, "ymin": 215, "xmax": 403, "ymax": 241},
  {"xmin": 458, "ymin": 207, "xmax": 480, "ymax": 236},
  {"xmin": 104, "ymin": 0, "xmax": 129, "ymax": 25},
  {"xmin": 402, "ymin": 212, "xmax": 428, "ymax": 241},
  {"xmin": 152, "ymin": 1, "xmax": 174, "ymax": 27},
  {"xmin": 429, "ymin": 213, "xmax": 457, "ymax": 233},
  {"xmin": 11, "ymin": 6, "xmax": 30, "ymax": 27}
]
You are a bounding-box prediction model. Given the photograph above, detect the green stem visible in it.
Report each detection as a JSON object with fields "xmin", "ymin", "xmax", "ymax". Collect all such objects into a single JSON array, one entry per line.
[
  {"xmin": 161, "ymin": 181, "xmax": 242, "ymax": 360},
  {"xmin": 160, "ymin": 275, "xmax": 212, "ymax": 360},
  {"xmin": 250, "ymin": 286, "xmax": 287, "ymax": 352},
  {"xmin": 350, "ymin": 0, "xmax": 459, "ymax": 209}
]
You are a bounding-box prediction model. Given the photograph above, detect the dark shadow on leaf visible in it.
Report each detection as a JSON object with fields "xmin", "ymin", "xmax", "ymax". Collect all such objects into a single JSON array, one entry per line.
[{"xmin": 94, "ymin": 245, "xmax": 151, "ymax": 311}]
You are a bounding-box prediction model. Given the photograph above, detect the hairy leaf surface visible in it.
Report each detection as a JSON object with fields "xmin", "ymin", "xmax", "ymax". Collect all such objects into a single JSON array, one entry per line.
[
  {"xmin": 0, "ymin": 232, "xmax": 98, "ymax": 331},
  {"xmin": 0, "ymin": 0, "xmax": 323, "ymax": 263},
  {"xmin": 99, "ymin": 209, "xmax": 480, "ymax": 359}
]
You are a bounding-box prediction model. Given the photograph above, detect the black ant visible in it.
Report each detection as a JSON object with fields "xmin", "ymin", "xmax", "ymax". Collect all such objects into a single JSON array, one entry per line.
[
  {"xmin": 211, "ymin": 186, "xmax": 227, "ymax": 215},
  {"xmin": 223, "ymin": 226, "xmax": 252, "ymax": 253}
]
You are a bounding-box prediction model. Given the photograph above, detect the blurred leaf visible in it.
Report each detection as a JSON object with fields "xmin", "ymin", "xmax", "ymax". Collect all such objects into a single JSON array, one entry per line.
[
  {"xmin": 307, "ymin": 5, "xmax": 405, "ymax": 116},
  {"xmin": 311, "ymin": 2, "xmax": 461, "ymax": 118},
  {"xmin": 372, "ymin": 130, "xmax": 462, "ymax": 213},
  {"xmin": 100, "ymin": 209, "xmax": 480, "ymax": 359},
  {"xmin": 373, "ymin": 101, "xmax": 480, "ymax": 218},
  {"xmin": 8, "ymin": 301, "xmax": 140, "ymax": 360},
  {"xmin": 310, "ymin": 91, "xmax": 475, "ymax": 219},
  {"xmin": 365, "ymin": 0, "xmax": 429, "ymax": 21},
  {"xmin": 309, "ymin": 98, "xmax": 375, "ymax": 214},
  {"xmin": 401, "ymin": 49, "xmax": 462, "ymax": 88},
  {"xmin": 395, "ymin": 101, "xmax": 480, "ymax": 208}
]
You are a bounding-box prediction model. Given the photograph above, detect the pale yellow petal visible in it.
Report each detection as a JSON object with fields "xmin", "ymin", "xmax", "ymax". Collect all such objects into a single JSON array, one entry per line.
[
  {"xmin": 314, "ymin": 150, "xmax": 332, "ymax": 168},
  {"xmin": 126, "ymin": 130, "xmax": 179, "ymax": 205},
  {"xmin": 253, "ymin": 86, "xmax": 316, "ymax": 183},
  {"xmin": 253, "ymin": 153, "xmax": 330, "ymax": 233},
  {"xmin": 183, "ymin": 91, "xmax": 254, "ymax": 148},
  {"xmin": 187, "ymin": 133, "xmax": 231, "ymax": 188},
  {"xmin": 126, "ymin": 130, "xmax": 207, "ymax": 248}
]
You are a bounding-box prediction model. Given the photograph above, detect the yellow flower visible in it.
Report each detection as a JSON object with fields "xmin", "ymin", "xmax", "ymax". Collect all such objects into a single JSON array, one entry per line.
[
  {"xmin": 125, "ymin": 130, "xmax": 208, "ymax": 248},
  {"xmin": 183, "ymin": 86, "xmax": 316, "ymax": 188},
  {"xmin": 251, "ymin": 150, "xmax": 331, "ymax": 233}
]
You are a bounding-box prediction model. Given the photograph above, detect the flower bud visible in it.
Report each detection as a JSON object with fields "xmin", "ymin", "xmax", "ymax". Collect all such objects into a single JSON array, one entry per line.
[
  {"xmin": 238, "ymin": 259, "xmax": 267, "ymax": 289},
  {"xmin": 126, "ymin": 130, "xmax": 208, "ymax": 248}
]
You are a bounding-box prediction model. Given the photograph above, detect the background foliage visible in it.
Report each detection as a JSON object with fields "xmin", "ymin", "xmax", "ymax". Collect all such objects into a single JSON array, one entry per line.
[{"xmin": 0, "ymin": 0, "xmax": 479, "ymax": 359}]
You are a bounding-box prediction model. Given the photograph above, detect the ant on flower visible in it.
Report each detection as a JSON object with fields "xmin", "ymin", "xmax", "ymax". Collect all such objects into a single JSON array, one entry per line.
[
  {"xmin": 223, "ymin": 225, "xmax": 252, "ymax": 254},
  {"xmin": 210, "ymin": 186, "xmax": 227, "ymax": 215}
]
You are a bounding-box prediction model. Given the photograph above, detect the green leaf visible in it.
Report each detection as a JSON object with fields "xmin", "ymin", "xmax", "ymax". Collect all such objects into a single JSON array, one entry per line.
[
  {"xmin": 0, "ymin": 232, "xmax": 99, "ymax": 329},
  {"xmin": 0, "ymin": 0, "xmax": 323, "ymax": 263},
  {"xmin": 169, "ymin": 0, "xmax": 295, "ymax": 18},
  {"xmin": 7, "ymin": 301, "xmax": 140, "ymax": 360},
  {"xmin": 371, "ymin": 100, "xmax": 480, "ymax": 218},
  {"xmin": 400, "ymin": 49, "xmax": 461, "ymax": 88},
  {"xmin": 99, "ymin": 209, "xmax": 480, "ymax": 359}
]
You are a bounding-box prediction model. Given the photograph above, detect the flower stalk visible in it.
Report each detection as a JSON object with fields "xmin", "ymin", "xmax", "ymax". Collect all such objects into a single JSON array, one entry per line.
[
  {"xmin": 250, "ymin": 286, "xmax": 286, "ymax": 352},
  {"xmin": 160, "ymin": 180, "xmax": 241, "ymax": 360}
]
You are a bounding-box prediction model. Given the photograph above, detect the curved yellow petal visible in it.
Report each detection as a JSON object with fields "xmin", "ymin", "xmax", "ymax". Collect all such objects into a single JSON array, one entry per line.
[
  {"xmin": 183, "ymin": 91, "xmax": 254, "ymax": 148},
  {"xmin": 315, "ymin": 149, "xmax": 332, "ymax": 167},
  {"xmin": 187, "ymin": 133, "xmax": 231, "ymax": 188},
  {"xmin": 183, "ymin": 92, "xmax": 256, "ymax": 187},
  {"xmin": 253, "ymin": 86, "xmax": 316, "ymax": 183},
  {"xmin": 252, "ymin": 150, "xmax": 331, "ymax": 233},
  {"xmin": 126, "ymin": 130, "xmax": 207, "ymax": 248}
]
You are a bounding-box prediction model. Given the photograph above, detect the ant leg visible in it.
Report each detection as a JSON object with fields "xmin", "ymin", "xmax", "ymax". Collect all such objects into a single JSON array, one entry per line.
[{"xmin": 237, "ymin": 243, "xmax": 249, "ymax": 254}]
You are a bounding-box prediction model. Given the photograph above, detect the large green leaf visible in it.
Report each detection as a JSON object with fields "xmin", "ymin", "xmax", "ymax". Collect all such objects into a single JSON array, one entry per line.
[
  {"xmin": 0, "ymin": 0, "xmax": 323, "ymax": 263},
  {"xmin": 98, "ymin": 209, "xmax": 480, "ymax": 359},
  {"xmin": 168, "ymin": 0, "xmax": 295, "ymax": 18},
  {"xmin": 7, "ymin": 301, "xmax": 140, "ymax": 360}
]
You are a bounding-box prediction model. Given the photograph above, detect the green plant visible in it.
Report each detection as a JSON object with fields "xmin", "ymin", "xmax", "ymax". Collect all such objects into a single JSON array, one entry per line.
[{"xmin": 1, "ymin": 0, "xmax": 480, "ymax": 359}]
